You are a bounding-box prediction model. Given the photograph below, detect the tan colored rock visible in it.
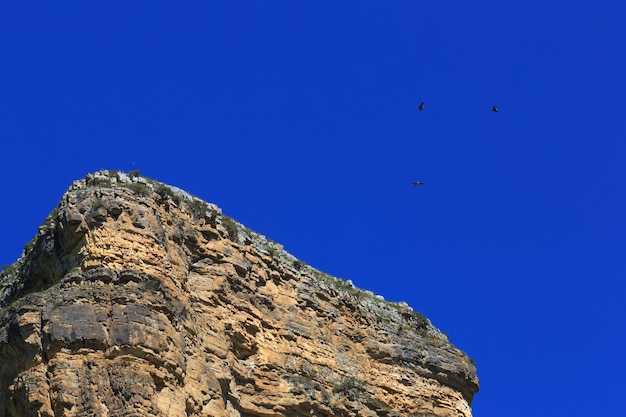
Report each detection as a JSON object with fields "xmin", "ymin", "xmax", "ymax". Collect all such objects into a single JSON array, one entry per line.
[{"xmin": 0, "ymin": 170, "xmax": 478, "ymax": 417}]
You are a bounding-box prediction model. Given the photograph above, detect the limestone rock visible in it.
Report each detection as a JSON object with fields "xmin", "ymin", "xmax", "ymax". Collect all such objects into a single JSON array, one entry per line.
[{"xmin": 0, "ymin": 170, "xmax": 479, "ymax": 417}]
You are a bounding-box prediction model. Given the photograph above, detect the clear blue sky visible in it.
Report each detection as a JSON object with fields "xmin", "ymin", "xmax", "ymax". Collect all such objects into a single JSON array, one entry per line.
[{"xmin": 2, "ymin": 2, "xmax": 625, "ymax": 415}]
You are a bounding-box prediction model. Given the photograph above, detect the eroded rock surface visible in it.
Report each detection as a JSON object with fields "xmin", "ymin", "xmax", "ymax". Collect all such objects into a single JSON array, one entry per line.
[{"xmin": 0, "ymin": 170, "xmax": 478, "ymax": 417}]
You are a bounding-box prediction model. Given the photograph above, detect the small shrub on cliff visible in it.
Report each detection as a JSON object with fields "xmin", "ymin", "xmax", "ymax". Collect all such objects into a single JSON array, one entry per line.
[
  {"xmin": 1, "ymin": 264, "xmax": 16, "ymax": 276},
  {"xmin": 408, "ymin": 311, "xmax": 429, "ymax": 330},
  {"xmin": 205, "ymin": 209, "xmax": 218, "ymax": 226},
  {"xmin": 146, "ymin": 277, "xmax": 161, "ymax": 290},
  {"xmin": 221, "ymin": 216, "xmax": 239, "ymax": 241},
  {"xmin": 332, "ymin": 376, "xmax": 364, "ymax": 401},
  {"xmin": 293, "ymin": 260, "xmax": 305, "ymax": 270},
  {"xmin": 126, "ymin": 182, "xmax": 151, "ymax": 197},
  {"xmin": 7, "ymin": 299, "xmax": 26, "ymax": 313},
  {"xmin": 187, "ymin": 199, "xmax": 209, "ymax": 220},
  {"xmin": 363, "ymin": 394, "xmax": 386, "ymax": 409},
  {"xmin": 129, "ymin": 169, "xmax": 141, "ymax": 178},
  {"xmin": 155, "ymin": 184, "xmax": 182, "ymax": 204},
  {"xmin": 332, "ymin": 376, "xmax": 362, "ymax": 394},
  {"xmin": 156, "ymin": 184, "xmax": 172, "ymax": 199},
  {"xmin": 92, "ymin": 197, "xmax": 104, "ymax": 210},
  {"xmin": 23, "ymin": 236, "xmax": 38, "ymax": 255}
]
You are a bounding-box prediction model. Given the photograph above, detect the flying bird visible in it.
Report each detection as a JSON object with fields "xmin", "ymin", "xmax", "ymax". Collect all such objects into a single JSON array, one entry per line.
[
  {"xmin": 492, "ymin": 106, "xmax": 499, "ymax": 113},
  {"xmin": 411, "ymin": 181, "xmax": 424, "ymax": 186},
  {"xmin": 418, "ymin": 102, "xmax": 425, "ymax": 111}
]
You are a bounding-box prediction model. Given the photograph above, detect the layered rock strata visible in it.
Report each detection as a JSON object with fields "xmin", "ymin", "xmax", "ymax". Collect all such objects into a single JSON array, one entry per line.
[{"xmin": 0, "ymin": 170, "xmax": 478, "ymax": 417}]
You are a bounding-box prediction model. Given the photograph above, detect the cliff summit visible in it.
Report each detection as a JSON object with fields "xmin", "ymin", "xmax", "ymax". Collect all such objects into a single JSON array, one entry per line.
[{"xmin": 0, "ymin": 170, "xmax": 478, "ymax": 417}]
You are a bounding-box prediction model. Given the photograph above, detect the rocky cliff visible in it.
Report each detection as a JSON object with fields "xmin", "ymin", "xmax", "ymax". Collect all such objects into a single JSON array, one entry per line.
[{"xmin": 0, "ymin": 170, "xmax": 478, "ymax": 417}]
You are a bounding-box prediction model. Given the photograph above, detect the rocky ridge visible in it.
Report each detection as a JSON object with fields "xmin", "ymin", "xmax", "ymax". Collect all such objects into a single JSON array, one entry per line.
[{"xmin": 0, "ymin": 170, "xmax": 478, "ymax": 417}]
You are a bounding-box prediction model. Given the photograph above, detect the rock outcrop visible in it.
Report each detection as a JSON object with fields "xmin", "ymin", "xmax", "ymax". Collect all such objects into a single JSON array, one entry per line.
[{"xmin": 0, "ymin": 170, "xmax": 478, "ymax": 417}]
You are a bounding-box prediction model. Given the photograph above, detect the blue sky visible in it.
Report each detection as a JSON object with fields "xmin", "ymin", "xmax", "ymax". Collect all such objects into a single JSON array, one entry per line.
[{"xmin": 2, "ymin": 2, "xmax": 625, "ymax": 415}]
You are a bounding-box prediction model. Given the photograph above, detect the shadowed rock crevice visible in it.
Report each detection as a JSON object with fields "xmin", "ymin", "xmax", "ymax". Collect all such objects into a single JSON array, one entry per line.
[{"xmin": 0, "ymin": 170, "xmax": 478, "ymax": 417}]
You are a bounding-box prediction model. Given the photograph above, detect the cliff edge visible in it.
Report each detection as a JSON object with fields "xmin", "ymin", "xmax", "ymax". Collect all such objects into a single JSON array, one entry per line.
[{"xmin": 0, "ymin": 170, "xmax": 478, "ymax": 417}]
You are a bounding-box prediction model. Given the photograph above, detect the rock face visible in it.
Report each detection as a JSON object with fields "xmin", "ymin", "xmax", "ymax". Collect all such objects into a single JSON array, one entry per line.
[{"xmin": 0, "ymin": 170, "xmax": 478, "ymax": 417}]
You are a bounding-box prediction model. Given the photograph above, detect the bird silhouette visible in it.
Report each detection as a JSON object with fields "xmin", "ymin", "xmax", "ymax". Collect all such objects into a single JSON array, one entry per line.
[
  {"xmin": 411, "ymin": 181, "xmax": 424, "ymax": 186},
  {"xmin": 418, "ymin": 102, "xmax": 425, "ymax": 111},
  {"xmin": 492, "ymin": 106, "xmax": 499, "ymax": 113}
]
